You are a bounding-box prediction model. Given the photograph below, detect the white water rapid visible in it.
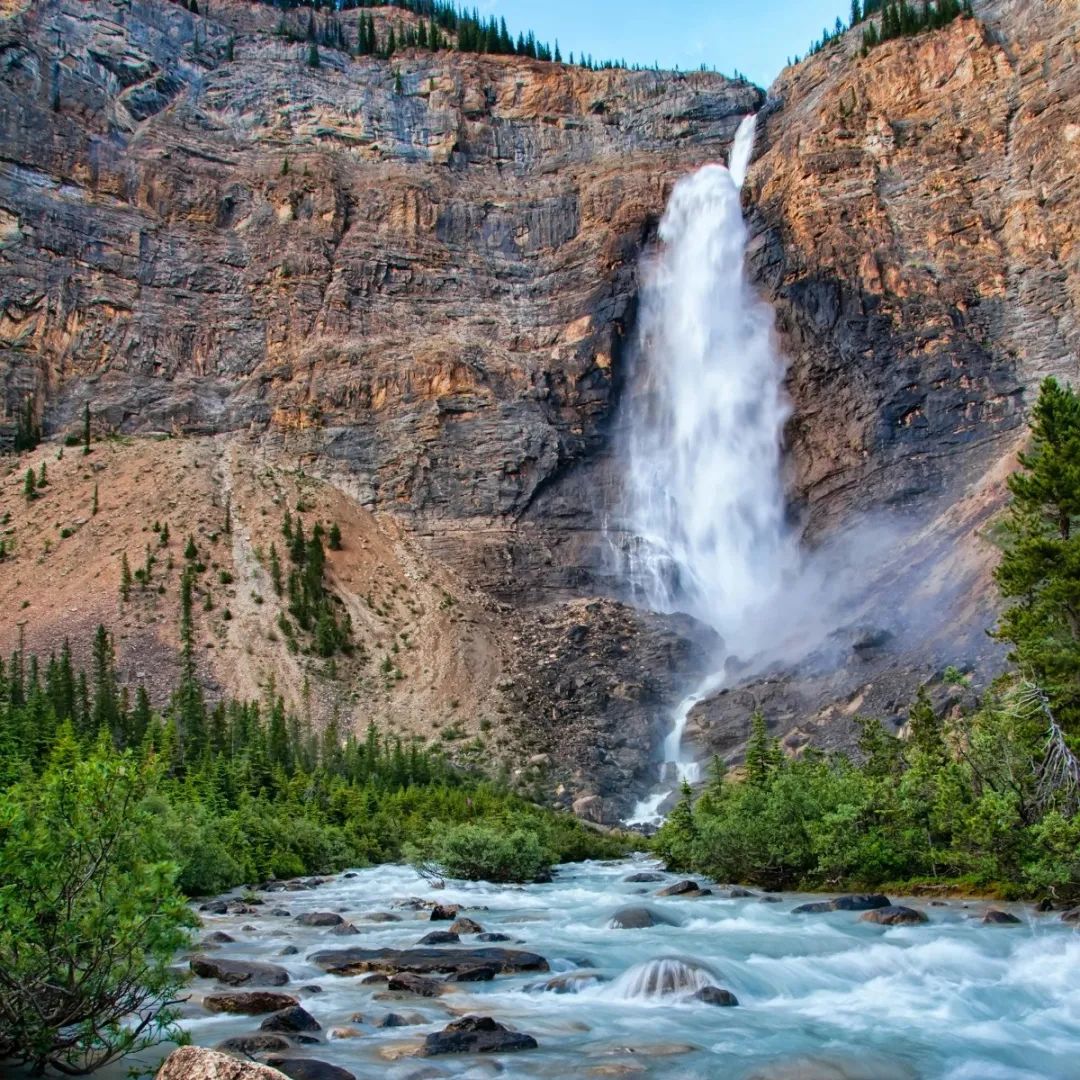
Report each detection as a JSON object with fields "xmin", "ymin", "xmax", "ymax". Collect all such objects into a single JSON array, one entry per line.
[{"xmin": 623, "ymin": 115, "xmax": 799, "ymax": 824}]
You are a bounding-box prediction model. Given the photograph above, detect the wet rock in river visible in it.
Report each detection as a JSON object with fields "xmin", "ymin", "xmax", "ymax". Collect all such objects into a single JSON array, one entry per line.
[
  {"xmin": 199, "ymin": 900, "xmax": 229, "ymax": 915},
  {"xmin": 1062, "ymin": 908, "xmax": 1080, "ymax": 924},
  {"xmin": 430, "ymin": 904, "xmax": 461, "ymax": 921},
  {"xmin": 203, "ymin": 931, "xmax": 236, "ymax": 945},
  {"xmin": 446, "ymin": 964, "xmax": 497, "ymax": 982},
  {"xmin": 655, "ymin": 880, "xmax": 703, "ymax": 897},
  {"xmin": 449, "ymin": 917, "xmax": 484, "ymax": 935},
  {"xmin": 331, "ymin": 922, "xmax": 360, "ymax": 936},
  {"xmin": 419, "ymin": 1015, "xmax": 539, "ymax": 1056},
  {"xmin": 417, "ymin": 930, "xmax": 460, "ymax": 946},
  {"xmin": 215, "ymin": 1034, "xmax": 293, "ymax": 1056},
  {"xmin": 791, "ymin": 901, "xmax": 835, "ymax": 914},
  {"xmin": 377, "ymin": 1011, "xmax": 427, "ymax": 1028},
  {"xmin": 624, "ymin": 872, "xmax": 666, "ymax": 883},
  {"xmin": 476, "ymin": 932, "xmax": 512, "ymax": 942},
  {"xmin": 692, "ymin": 985, "xmax": 739, "ymax": 1007},
  {"xmin": 204, "ymin": 992, "xmax": 299, "ymax": 1015},
  {"xmin": 296, "ymin": 912, "xmax": 345, "ymax": 927},
  {"xmin": 259, "ymin": 1005, "xmax": 321, "ymax": 1034},
  {"xmin": 831, "ymin": 894, "xmax": 892, "ymax": 912},
  {"xmin": 388, "ymin": 972, "xmax": 442, "ymax": 997},
  {"xmin": 608, "ymin": 906, "xmax": 676, "ymax": 929},
  {"xmin": 361, "ymin": 912, "xmax": 401, "ymax": 923},
  {"xmin": 860, "ymin": 906, "xmax": 928, "ymax": 926},
  {"xmin": 265, "ymin": 1059, "xmax": 355, "ymax": 1080},
  {"xmin": 309, "ymin": 946, "xmax": 549, "ymax": 976},
  {"xmin": 190, "ymin": 955, "xmax": 290, "ymax": 987},
  {"xmin": 982, "ymin": 909, "xmax": 1022, "ymax": 925}
]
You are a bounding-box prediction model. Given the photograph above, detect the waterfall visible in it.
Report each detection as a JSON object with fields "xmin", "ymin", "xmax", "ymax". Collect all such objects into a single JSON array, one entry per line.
[{"xmin": 621, "ymin": 115, "xmax": 798, "ymax": 823}]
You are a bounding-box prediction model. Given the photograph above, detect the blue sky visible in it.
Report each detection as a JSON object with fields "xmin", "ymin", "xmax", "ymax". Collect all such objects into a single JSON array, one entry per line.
[{"xmin": 476, "ymin": 0, "xmax": 850, "ymax": 88}]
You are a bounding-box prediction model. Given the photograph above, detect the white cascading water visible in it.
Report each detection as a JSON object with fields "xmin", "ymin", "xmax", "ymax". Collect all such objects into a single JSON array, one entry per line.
[{"xmin": 623, "ymin": 116, "xmax": 798, "ymax": 824}]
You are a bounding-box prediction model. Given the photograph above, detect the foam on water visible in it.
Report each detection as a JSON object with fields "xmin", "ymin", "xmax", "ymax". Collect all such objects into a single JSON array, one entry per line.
[{"xmin": 77, "ymin": 861, "xmax": 1080, "ymax": 1080}]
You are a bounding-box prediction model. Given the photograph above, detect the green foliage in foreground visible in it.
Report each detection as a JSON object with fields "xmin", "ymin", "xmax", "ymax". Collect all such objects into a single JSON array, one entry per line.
[
  {"xmin": 0, "ymin": 632, "xmax": 626, "ymax": 1073},
  {"xmin": 0, "ymin": 736, "xmax": 194, "ymax": 1075}
]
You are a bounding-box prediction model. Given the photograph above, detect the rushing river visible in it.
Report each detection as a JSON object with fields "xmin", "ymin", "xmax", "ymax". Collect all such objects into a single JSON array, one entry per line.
[{"xmin": 111, "ymin": 859, "xmax": 1080, "ymax": 1080}]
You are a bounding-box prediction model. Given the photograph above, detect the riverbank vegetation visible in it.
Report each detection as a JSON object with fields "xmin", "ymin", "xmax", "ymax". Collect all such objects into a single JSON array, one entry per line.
[
  {"xmin": 656, "ymin": 378, "xmax": 1080, "ymax": 905},
  {"xmin": 0, "ymin": 624, "xmax": 625, "ymax": 1072}
]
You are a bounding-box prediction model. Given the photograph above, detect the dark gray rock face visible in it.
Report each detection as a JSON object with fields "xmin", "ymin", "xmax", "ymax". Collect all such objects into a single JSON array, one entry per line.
[
  {"xmin": 387, "ymin": 972, "xmax": 441, "ymax": 997},
  {"xmin": 419, "ymin": 1015, "xmax": 539, "ymax": 1057},
  {"xmin": 189, "ymin": 955, "xmax": 290, "ymax": 987},
  {"xmin": 982, "ymin": 909, "xmax": 1022, "ymax": 925},
  {"xmin": 416, "ymin": 931, "xmax": 460, "ymax": 945}
]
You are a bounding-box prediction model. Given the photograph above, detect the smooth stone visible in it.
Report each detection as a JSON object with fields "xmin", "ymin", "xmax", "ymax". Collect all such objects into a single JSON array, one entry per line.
[
  {"xmin": 692, "ymin": 985, "xmax": 739, "ymax": 1006},
  {"xmin": 296, "ymin": 912, "xmax": 345, "ymax": 927},
  {"xmin": 328, "ymin": 1026, "xmax": 364, "ymax": 1040},
  {"xmin": 331, "ymin": 922, "xmax": 360, "ymax": 936},
  {"xmin": 476, "ymin": 932, "xmax": 512, "ymax": 942},
  {"xmin": 528, "ymin": 971, "xmax": 607, "ymax": 993},
  {"xmin": 204, "ymin": 992, "xmax": 299, "ymax": 1015},
  {"xmin": 608, "ymin": 906, "xmax": 676, "ymax": 929},
  {"xmin": 419, "ymin": 1015, "xmax": 538, "ymax": 1056},
  {"xmin": 655, "ymin": 880, "xmax": 701, "ymax": 897},
  {"xmin": 299, "ymin": 985, "xmax": 323, "ymax": 994},
  {"xmin": 388, "ymin": 972, "xmax": 441, "ymax": 997},
  {"xmin": 361, "ymin": 912, "xmax": 402, "ymax": 923},
  {"xmin": 278, "ymin": 946, "xmax": 300, "ymax": 956},
  {"xmin": 623, "ymin": 872, "xmax": 665, "ymax": 883},
  {"xmin": 203, "ymin": 931, "xmax": 236, "ymax": 945},
  {"xmin": 831, "ymin": 894, "xmax": 892, "ymax": 911},
  {"xmin": 446, "ymin": 964, "xmax": 497, "ymax": 982},
  {"xmin": 199, "ymin": 900, "xmax": 229, "ymax": 915},
  {"xmin": 792, "ymin": 901, "xmax": 836, "ymax": 915},
  {"xmin": 270, "ymin": 908, "xmax": 292, "ymax": 917},
  {"xmin": 190, "ymin": 955, "xmax": 290, "ymax": 987},
  {"xmin": 377, "ymin": 1011, "xmax": 427, "ymax": 1028},
  {"xmin": 309, "ymin": 946, "xmax": 549, "ymax": 976},
  {"xmin": 215, "ymin": 1033, "xmax": 292, "ymax": 1056},
  {"xmin": 260, "ymin": 1005, "xmax": 321, "ymax": 1033},
  {"xmin": 265, "ymin": 1059, "xmax": 355, "ymax": 1080},
  {"xmin": 448, "ymin": 917, "xmax": 484, "ymax": 935},
  {"xmin": 158, "ymin": 1047, "xmax": 287, "ymax": 1079},
  {"xmin": 430, "ymin": 904, "xmax": 461, "ymax": 921},
  {"xmin": 417, "ymin": 930, "xmax": 461, "ymax": 946},
  {"xmin": 860, "ymin": 905, "xmax": 928, "ymax": 926},
  {"xmin": 982, "ymin": 909, "xmax": 1022, "ymax": 925}
]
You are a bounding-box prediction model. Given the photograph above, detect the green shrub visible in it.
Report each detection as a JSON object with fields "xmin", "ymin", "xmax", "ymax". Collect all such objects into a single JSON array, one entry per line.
[{"xmin": 412, "ymin": 823, "xmax": 552, "ymax": 883}]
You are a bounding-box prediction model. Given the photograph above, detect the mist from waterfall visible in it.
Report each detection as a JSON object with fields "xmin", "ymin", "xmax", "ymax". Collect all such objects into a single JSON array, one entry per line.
[{"xmin": 620, "ymin": 115, "xmax": 799, "ymax": 822}]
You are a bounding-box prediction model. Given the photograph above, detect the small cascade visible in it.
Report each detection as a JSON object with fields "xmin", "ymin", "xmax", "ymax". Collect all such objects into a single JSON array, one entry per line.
[
  {"xmin": 621, "ymin": 114, "xmax": 798, "ymax": 823},
  {"xmin": 605, "ymin": 957, "xmax": 720, "ymax": 1002}
]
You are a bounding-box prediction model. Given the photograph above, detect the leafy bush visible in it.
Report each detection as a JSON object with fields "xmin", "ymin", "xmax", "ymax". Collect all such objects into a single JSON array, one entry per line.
[
  {"xmin": 411, "ymin": 823, "xmax": 552, "ymax": 884},
  {"xmin": 0, "ymin": 735, "xmax": 194, "ymax": 1074}
]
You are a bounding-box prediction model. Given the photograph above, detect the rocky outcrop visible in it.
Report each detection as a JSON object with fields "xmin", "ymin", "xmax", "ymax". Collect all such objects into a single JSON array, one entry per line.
[{"xmin": 689, "ymin": 0, "xmax": 1079, "ymax": 765}]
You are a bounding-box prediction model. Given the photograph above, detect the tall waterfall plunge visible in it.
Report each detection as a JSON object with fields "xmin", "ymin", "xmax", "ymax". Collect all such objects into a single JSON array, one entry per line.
[{"xmin": 621, "ymin": 116, "xmax": 799, "ymax": 823}]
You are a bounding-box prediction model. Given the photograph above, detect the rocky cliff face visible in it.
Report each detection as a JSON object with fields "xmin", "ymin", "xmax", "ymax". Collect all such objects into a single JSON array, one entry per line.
[
  {"xmin": 1, "ymin": 0, "xmax": 1076, "ymax": 819},
  {"xmin": 688, "ymin": 0, "xmax": 1079, "ymax": 764},
  {"xmin": 0, "ymin": 0, "xmax": 757, "ymax": 819}
]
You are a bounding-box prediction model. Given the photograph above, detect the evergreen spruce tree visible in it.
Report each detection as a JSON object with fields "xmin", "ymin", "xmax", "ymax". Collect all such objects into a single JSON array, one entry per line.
[
  {"xmin": 82, "ymin": 402, "xmax": 91, "ymax": 454},
  {"xmin": 120, "ymin": 554, "xmax": 132, "ymax": 603},
  {"xmin": 994, "ymin": 377, "xmax": 1080, "ymax": 728},
  {"xmin": 307, "ymin": 42, "xmax": 320, "ymax": 68},
  {"xmin": 23, "ymin": 468, "xmax": 35, "ymax": 502},
  {"xmin": 744, "ymin": 709, "xmax": 781, "ymax": 786}
]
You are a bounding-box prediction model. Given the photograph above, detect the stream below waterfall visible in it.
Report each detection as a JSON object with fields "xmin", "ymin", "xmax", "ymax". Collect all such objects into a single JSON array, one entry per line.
[{"xmin": 99, "ymin": 859, "xmax": 1080, "ymax": 1080}]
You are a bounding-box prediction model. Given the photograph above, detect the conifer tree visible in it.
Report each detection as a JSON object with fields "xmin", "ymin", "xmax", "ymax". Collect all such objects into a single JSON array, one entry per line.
[
  {"xmin": 91, "ymin": 482, "xmax": 99, "ymax": 516},
  {"xmin": 994, "ymin": 377, "xmax": 1080, "ymax": 728},
  {"xmin": 120, "ymin": 554, "xmax": 132, "ymax": 603},
  {"xmin": 37, "ymin": 462, "xmax": 46, "ymax": 488},
  {"xmin": 23, "ymin": 468, "xmax": 35, "ymax": 502},
  {"xmin": 744, "ymin": 709, "xmax": 781, "ymax": 786},
  {"xmin": 82, "ymin": 402, "xmax": 91, "ymax": 454}
]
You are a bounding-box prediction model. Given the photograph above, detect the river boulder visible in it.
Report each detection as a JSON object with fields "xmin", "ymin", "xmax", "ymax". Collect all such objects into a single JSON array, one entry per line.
[
  {"xmin": 416, "ymin": 930, "xmax": 460, "ymax": 946},
  {"xmin": 624, "ymin": 872, "xmax": 666, "ymax": 883},
  {"xmin": 308, "ymin": 946, "xmax": 549, "ymax": 976},
  {"xmin": 430, "ymin": 904, "xmax": 461, "ymax": 921},
  {"xmin": 860, "ymin": 905, "xmax": 928, "ymax": 926},
  {"xmin": 157, "ymin": 1048, "xmax": 287, "ymax": 1079},
  {"xmin": 265, "ymin": 1060, "xmax": 355, "ymax": 1080},
  {"xmin": 387, "ymin": 972, "xmax": 441, "ymax": 997},
  {"xmin": 692, "ymin": 985, "xmax": 739, "ymax": 1006},
  {"xmin": 608, "ymin": 906, "xmax": 677, "ymax": 929},
  {"xmin": 204, "ymin": 992, "xmax": 299, "ymax": 1015},
  {"xmin": 449, "ymin": 917, "xmax": 484, "ymax": 934},
  {"xmin": 656, "ymin": 880, "xmax": 704, "ymax": 897},
  {"xmin": 982, "ymin": 909, "xmax": 1022, "ymax": 925},
  {"xmin": 419, "ymin": 1015, "xmax": 539, "ymax": 1056},
  {"xmin": 215, "ymin": 1035, "xmax": 292, "ymax": 1056},
  {"xmin": 190, "ymin": 956, "xmax": 290, "ymax": 987},
  {"xmin": 296, "ymin": 912, "xmax": 345, "ymax": 928},
  {"xmin": 259, "ymin": 1005, "xmax": 321, "ymax": 1034},
  {"xmin": 832, "ymin": 894, "xmax": 892, "ymax": 911}
]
